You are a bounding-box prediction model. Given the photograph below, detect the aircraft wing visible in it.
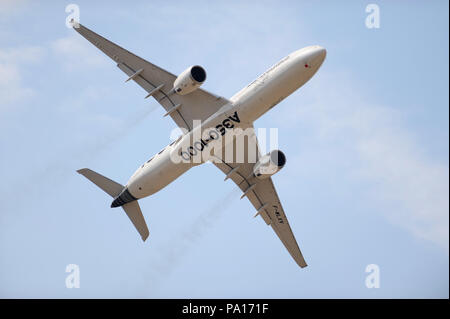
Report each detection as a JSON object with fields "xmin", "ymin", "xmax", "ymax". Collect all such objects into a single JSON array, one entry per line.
[
  {"xmin": 211, "ymin": 128, "xmax": 307, "ymax": 268},
  {"xmin": 73, "ymin": 23, "xmax": 229, "ymax": 131}
]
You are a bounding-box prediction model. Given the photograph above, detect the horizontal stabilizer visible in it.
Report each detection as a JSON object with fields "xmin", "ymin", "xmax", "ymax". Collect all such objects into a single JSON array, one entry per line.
[
  {"xmin": 122, "ymin": 201, "xmax": 149, "ymax": 241},
  {"xmin": 77, "ymin": 168, "xmax": 149, "ymax": 241},
  {"xmin": 77, "ymin": 168, "xmax": 123, "ymax": 197}
]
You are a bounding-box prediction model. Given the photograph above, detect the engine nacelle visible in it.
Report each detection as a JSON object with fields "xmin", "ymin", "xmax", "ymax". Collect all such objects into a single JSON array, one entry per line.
[
  {"xmin": 173, "ymin": 65, "xmax": 206, "ymax": 95},
  {"xmin": 253, "ymin": 150, "xmax": 286, "ymax": 180}
]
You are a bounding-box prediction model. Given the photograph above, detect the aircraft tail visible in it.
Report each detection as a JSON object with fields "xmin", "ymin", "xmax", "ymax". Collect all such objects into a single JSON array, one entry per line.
[
  {"xmin": 77, "ymin": 168, "xmax": 149, "ymax": 241},
  {"xmin": 121, "ymin": 201, "xmax": 149, "ymax": 241}
]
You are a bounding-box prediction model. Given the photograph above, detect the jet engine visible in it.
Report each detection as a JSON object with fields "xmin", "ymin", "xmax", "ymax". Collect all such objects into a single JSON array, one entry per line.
[
  {"xmin": 253, "ymin": 150, "xmax": 286, "ymax": 180},
  {"xmin": 173, "ymin": 65, "xmax": 206, "ymax": 95}
]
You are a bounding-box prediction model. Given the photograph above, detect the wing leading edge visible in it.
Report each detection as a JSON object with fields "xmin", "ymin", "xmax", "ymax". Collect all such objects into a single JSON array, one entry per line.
[
  {"xmin": 212, "ymin": 128, "xmax": 307, "ymax": 268},
  {"xmin": 73, "ymin": 23, "xmax": 229, "ymax": 131}
]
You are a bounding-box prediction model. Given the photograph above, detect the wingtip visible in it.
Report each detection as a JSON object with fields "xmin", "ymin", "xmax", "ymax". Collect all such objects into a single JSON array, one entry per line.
[{"xmin": 69, "ymin": 19, "xmax": 82, "ymax": 30}]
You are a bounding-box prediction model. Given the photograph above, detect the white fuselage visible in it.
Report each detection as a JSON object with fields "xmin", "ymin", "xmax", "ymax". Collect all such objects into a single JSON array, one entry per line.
[{"xmin": 126, "ymin": 46, "xmax": 326, "ymax": 199}]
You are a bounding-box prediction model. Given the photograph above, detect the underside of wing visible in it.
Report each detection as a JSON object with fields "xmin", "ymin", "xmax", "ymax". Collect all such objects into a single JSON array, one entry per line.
[
  {"xmin": 211, "ymin": 128, "xmax": 307, "ymax": 268},
  {"xmin": 73, "ymin": 23, "xmax": 229, "ymax": 131}
]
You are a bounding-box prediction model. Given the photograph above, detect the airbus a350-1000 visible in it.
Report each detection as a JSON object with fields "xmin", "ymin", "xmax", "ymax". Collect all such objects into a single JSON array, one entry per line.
[{"xmin": 75, "ymin": 23, "xmax": 326, "ymax": 268}]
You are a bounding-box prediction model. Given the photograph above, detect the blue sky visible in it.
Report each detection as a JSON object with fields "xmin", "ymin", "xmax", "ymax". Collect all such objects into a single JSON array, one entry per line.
[{"xmin": 0, "ymin": 0, "xmax": 448, "ymax": 298}]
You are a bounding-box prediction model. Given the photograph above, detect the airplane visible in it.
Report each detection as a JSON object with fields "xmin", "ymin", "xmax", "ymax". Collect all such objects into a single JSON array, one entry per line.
[{"xmin": 74, "ymin": 22, "xmax": 326, "ymax": 268}]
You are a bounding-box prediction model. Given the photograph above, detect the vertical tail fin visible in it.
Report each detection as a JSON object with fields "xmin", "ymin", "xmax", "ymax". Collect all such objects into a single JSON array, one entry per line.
[
  {"xmin": 77, "ymin": 168, "xmax": 149, "ymax": 241},
  {"xmin": 122, "ymin": 201, "xmax": 149, "ymax": 241}
]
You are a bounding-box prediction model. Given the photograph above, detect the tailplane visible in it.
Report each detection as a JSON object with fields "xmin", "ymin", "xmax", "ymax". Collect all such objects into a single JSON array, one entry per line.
[
  {"xmin": 77, "ymin": 168, "xmax": 149, "ymax": 241},
  {"xmin": 77, "ymin": 168, "xmax": 123, "ymax": 197},
  {"xmin": 122, "ymin": 201, "xmax": 149, "ymax": 241}
]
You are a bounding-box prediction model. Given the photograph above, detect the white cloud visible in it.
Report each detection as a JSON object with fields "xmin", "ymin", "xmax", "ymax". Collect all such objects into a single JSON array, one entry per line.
[
  {"xmin": 51, "ymin": 34, "xmax": 109, "ymax": 71},
  {"xmin": 277, "ymin": 70, "xmax": 449, "ymax": 250},
  {"xmin": 0, "ymin": 31, "xmax": 107, "ymax": 114},
  {"xmin": 0, "ymin": 46, "xmax": 45, "ymax": 110},
  {"xmin": 0, "ymin": 0, "xmax": 28, "ymax": 17},
  {"xmin": 0, "ymin": 46, "xmax": 44, "ymax": 63},
  {"xmin": 357, "ymin": 120, "xmax": 449, "ymax": 248}
]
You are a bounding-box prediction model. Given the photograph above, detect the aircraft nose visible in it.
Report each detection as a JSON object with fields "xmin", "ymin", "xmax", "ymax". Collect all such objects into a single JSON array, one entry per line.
[
  {"xmin": 317, "ymin": 47, "xmax": 326, "ymax": 59},
  {"xmin": 311, "ymin": 46, "xmax": 326, "ymax": 66}
]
